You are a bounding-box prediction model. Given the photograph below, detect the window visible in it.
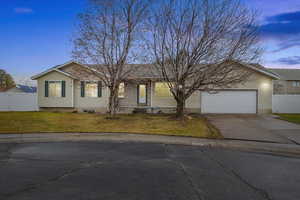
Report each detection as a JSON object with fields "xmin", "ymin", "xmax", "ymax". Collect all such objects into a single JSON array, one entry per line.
[
  {"xmin": 155, "ymin": 82, "xmax": 172, "ymax": 97},
  {"xmin": 292, "ymin": 81, "xmax": 300, "ymax": 87},
  {"xmin": 81, "ymin": 81, "xmax": 101, "ymax": 98},
  {"xmin": 118, "ymin": 82, "xmax": 125, "ymax": 98},
  {"xmin": 85, "ymin": 82, "xmax": 98, "ymax": 97},
  {"xmin": 138, "ymin": 84, "xmax": 147, "ymax": 104},
  {"xmin": 49, "ymin": 81, "xmax": 62, "ymax": 97}
]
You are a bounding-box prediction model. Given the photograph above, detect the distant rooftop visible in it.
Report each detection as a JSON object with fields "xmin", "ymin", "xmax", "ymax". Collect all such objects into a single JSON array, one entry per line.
[
  {"xmin": 268, "ymin": 68, "xmax": 300, "ymax": 80},
  {"xmin": 15, "ymin": 84, "xmax": 37, "ymax": 93}
]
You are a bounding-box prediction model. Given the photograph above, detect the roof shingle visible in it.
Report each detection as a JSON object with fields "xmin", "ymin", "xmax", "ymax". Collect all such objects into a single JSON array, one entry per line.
[
  {"xmin": 32, "ymin": 60, "xmax": 280, "ymax": 81},
  {"xmin": 268, "ymin": 68, "xmax": 300, "ymax": 80}
]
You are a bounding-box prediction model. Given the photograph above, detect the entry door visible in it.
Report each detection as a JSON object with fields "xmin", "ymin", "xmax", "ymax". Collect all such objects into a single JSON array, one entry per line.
[{"xmin": 137, "ymin": 84, "xmax": 147, "ymax": 105}]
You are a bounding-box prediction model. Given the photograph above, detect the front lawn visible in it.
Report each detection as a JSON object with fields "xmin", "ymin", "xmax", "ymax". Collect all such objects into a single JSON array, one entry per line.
[
  {"xmin": 277, "ymin": 114, "xmax": 300, "ymax": 124},
  {"xmin": 0, "ymin": 112, "xmax": 221, "ymax": 138}
]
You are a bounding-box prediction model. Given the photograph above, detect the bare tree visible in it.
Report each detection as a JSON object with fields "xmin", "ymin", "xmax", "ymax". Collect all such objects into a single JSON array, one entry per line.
[
  {"xmin": 146, "ymin": 0, "xmax": 261, "ymax": 118},
  {"xmin": 72, "ymin": 0, "xmax": 149, "ymax": 118}
]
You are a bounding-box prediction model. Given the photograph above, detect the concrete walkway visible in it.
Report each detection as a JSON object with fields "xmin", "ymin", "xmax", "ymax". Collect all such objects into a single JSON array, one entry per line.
[
  {"xmin": 1, "ymin": 132, "xmax": 300, "ymax": 155},
  {"xmin": 206, "ymin": 114, "xmax": 300, "ymax": 144}
]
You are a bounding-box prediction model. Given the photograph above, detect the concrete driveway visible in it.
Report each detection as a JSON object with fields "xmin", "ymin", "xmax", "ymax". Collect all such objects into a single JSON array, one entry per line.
[{"xmin": 206, "ymin": 115, "xmax": 300, "ymax": 144}]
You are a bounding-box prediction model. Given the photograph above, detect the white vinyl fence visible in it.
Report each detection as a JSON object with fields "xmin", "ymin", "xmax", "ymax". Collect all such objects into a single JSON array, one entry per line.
[
  {"xmin": 0, "ymin": 93, "xmax": 38, "ymax": 111},
  {"xmin": 273, "ymin": 95, "xmax": 300, "ymax": 113}
]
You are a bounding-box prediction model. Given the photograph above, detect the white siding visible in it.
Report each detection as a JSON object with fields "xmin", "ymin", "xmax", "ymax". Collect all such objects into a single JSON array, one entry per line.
[
  {"xmin": 186, "ymin": 91, "xmax": 201, "ymax": 109},
  {"xmin": 37, "ymin": 71, "xmax": 73, "ymax": 108},
  {"xmin": 73, "ymin": 80, "xmax": 109, "ymax": 111}
]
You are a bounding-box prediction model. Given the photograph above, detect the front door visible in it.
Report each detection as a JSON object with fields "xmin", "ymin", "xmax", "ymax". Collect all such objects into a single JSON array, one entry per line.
[{"xmin": 137, "ymin": 84, "xmax": 147, "ymax": 105}]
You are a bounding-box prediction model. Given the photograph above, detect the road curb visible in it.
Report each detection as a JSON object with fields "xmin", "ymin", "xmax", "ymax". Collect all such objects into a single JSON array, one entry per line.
[{"xmin": 0, "ymin": 132, "xmax": 300, "ymax": 155}]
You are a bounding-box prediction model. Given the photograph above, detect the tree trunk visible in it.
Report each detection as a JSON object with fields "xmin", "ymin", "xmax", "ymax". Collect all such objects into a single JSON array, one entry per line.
[
  {"xmin": 175, "ymin": 84, "xmax": 186, "ymax": 119},
  {"xmin": 175, "ymin": 88, "xmax": 186, "ymax": 119},
  {"xmin": 108, "ymin": 87, "xmax": 119, "ymax": 118},
  {"xmin": 176, "ymin": 99, "xmax": 185, "ymax": 119}
]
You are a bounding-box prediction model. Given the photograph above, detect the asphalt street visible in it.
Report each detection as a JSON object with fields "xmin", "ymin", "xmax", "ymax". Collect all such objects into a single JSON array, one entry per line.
[{"xmin": 0, "ymin": 141, "xmax": 300, "ymax": 200}]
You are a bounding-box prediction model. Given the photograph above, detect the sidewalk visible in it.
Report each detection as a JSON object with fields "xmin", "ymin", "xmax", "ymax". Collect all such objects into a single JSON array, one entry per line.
[{"xmin": 1, "ymin": 132, "xmax": 300, "ymax": 155}]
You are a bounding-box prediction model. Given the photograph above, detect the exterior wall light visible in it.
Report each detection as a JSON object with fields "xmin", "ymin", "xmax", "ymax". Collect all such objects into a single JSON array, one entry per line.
[{"xmin": 261, "ymin": 82, "xmax": 269, "ymax": 89}]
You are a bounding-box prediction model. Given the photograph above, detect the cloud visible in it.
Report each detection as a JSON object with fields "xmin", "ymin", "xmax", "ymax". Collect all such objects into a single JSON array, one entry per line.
[
  {"xmin": 260, "ymin": 11, "xmax": 300, "ymax": 39},
  {"xmin": 276, "ymin": 56, "xmax": 300, "ymax": 65},
  {"xmin": 265, "ymin": 11, "xmax": 300, "ymax": 23},
  {"xmin": 271, "ymin": 38, "xmax": 300, "ymax": 53},
  {"xmin": 259, "ymin": 10, "xmax": 300, "ymax": 52},
  {"xmin": 260, "ymin": 22, "xmax": 300, "ymax": 39},
  {"xmin": 14, "ymin": 7, "xmax": 33, "ymax": 14}
]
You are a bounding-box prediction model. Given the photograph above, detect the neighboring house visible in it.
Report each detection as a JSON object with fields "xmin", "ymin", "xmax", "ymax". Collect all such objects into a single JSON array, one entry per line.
[
  {"xmin": 4, "ymin": 84, "xmax": 37, "ymax": 93},
  {"xmin": 269, "ymin": 69, "xmax": 300, "ymax": 95},
  {"xmin": 31, "ymin": 61, "xmax": 279, "ymax": 114}
]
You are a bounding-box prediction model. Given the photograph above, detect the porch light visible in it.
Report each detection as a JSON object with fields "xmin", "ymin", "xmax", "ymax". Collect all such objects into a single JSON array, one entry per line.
[{"xmin": 261, "ymin": 82, "xmax": 269, "ymax": 89}]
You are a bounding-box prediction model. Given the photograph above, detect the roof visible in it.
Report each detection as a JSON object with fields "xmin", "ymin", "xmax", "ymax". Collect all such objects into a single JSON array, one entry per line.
[
  {"xmin": 242, "ymin": 63, "xmax": 280, "ymax": 79},
  {"xmin": 268, "ymin": 68, "xmax": 300, "ymax": 80},
  {"xmin": 16, "ymin": 84, "xmax": 37, "ymax": 93},
  {"xmin": 31, "ymin": 61, "xmax": 85, "ymax": 80},
  {"xmin": 88, "ymin": 63, "xmax": 280, "ymax": 80},
  {"xmin": 5, "ymin": 84, "xmax": 37, "ymax": 93},
  {"xmin": 88, "ymin": 64, "xmax": 160, "ymax": 79},
  {"xmin": 31, "ymin": 60, "xmax": 280, "ymax": 81}
]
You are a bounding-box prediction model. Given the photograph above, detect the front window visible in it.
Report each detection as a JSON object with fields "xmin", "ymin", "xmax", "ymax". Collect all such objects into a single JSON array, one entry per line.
[
  {"xmin": 85, "ymin": 82, "xmax": 98, "ymax": 97},
  {"xmin": 292, "ymin": 81, "xmax": 300, "ymax": 87},
  {"xmin": 118, "ymin": 83, "xmax": 125, "ymax": 98},
  {"xmin": 155, "ymin": 82, "xmax": 172, "ymax": 97},
  {"xmin": 49, "ymin": 81, "xmax": 62, "ymax": 97}
]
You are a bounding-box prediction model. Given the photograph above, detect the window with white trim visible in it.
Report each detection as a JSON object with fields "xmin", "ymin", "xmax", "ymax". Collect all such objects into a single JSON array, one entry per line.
[
  {"xmin": 154, "ymin": 82, "xmax": 172, "ymax": 97},
  {"xmin": 292, "ymin": 81, "xmax": 300, "ymax": 87},
  {"xmin": 118, "ymin": 82, "xmax": 125, "ymax": 98},
  {"xmin": 49, "ymin": 81, "xmax": 62, "ymax": 97},
  {"xmin": 85, "ymin": 82, "xmax": 98, "ymax": 97}
]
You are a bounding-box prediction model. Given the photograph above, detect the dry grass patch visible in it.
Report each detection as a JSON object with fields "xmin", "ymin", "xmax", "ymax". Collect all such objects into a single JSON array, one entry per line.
[{"xmin": 0, "ymin": 112, "xmax": 222, "ymax": 138}]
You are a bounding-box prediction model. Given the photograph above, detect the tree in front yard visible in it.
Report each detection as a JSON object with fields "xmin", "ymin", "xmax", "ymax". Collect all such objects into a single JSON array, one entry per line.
[
  {"xmin": 146, "ymin": 0, "xmax": 261, "ymax": 118},
  {"xmin": 0, "ymin": 69, "xmax": 15, "ymax": 91},
  {"xmin": 72, "ymin": 0, "xmax": 149, "ymax": 118}
]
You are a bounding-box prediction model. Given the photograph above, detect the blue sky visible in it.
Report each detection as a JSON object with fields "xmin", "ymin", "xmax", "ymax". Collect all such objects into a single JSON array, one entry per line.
[{"xmin": 1, "ymin": 0, "xmax": 300, "ymax": 83}]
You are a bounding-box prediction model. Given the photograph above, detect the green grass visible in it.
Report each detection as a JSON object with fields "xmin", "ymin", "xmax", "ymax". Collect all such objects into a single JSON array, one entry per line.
[
  {"xmin": 277, "ymin": 114, "xmax": 300, "ymax": 124},
  {"xmin": 0, "ymin": 112, "xmax": 222, "ymax": 138}
]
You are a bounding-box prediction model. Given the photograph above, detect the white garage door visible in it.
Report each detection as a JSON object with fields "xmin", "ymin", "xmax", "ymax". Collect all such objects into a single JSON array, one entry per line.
[{"xmin": 201, "ymin": 90, "xmax": 257, "ymax": 114}]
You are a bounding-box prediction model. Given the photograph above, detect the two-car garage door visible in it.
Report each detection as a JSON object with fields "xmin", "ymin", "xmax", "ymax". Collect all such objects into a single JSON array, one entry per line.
[{"xmin": 201, "ymin": 90, "xmax": 257, "ymax": 114}]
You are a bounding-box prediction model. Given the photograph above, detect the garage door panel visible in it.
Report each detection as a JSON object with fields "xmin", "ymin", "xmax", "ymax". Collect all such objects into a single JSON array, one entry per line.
[{"xmin": 201, "ymin": 91, "xmax": 257, "ymax": 114}]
